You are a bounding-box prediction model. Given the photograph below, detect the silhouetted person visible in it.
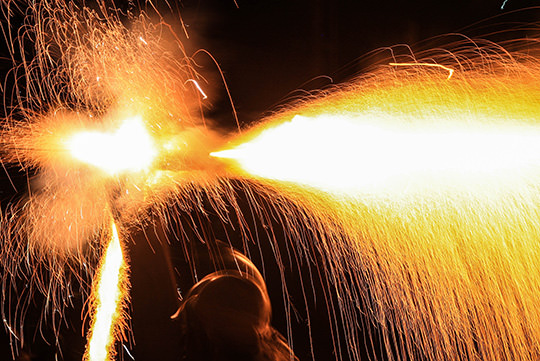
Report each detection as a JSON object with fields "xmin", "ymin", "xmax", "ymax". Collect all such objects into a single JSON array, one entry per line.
[{"xmin": 174, "ymin": 243, "xmax": 297, "ymax": 361}]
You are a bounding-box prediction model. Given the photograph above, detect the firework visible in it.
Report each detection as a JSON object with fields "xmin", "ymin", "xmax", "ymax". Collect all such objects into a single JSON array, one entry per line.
[{"xmin": 2, "ymin": 1, "xmax": 540, "ymax": 361}]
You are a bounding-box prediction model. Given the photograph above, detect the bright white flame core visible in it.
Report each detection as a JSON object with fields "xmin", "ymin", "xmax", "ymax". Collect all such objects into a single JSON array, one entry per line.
[
  {"xmin": 212, "ymin": 115, "xmax": 540, "ymax": 194},
  {"xmin": 68, "ymin": 115, "xmax": 157, "ymax": 174},
  {"xmin": 86, "ymin": 222, "xmax": 125, "ymax": 361}
]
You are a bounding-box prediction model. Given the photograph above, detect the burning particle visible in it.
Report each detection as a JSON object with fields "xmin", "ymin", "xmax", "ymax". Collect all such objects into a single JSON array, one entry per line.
[
  {"xmin": 389, "ymin": 62, "xmax": 455, "ymax": 79},
  {"xmin": 186, "ymin": 79, "xmax": 208, "ymax": 100}
]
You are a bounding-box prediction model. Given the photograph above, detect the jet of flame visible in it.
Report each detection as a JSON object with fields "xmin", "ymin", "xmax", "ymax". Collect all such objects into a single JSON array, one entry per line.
[
  {"xmin": 212, "ymin": 114, "xmax": 540, "ymax": 195},
  {"xmin": 209, "ymin": 58, "xmax": 540, "ymax": 361},
  {"xmin": 66, "ymin": 116, "xmax": 156, "ymax": 360},
  {"xmin": 85, "ymin": 221, "xmax": 127, "ymax": 361}
]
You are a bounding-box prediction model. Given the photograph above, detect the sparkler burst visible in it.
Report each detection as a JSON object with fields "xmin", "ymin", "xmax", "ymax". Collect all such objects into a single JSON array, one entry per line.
[
  {"xmin": 2, "ymin": 1, "xmax": 540, "ymax": 361},
  {"xmin": 0, "ymin": 0, "xmax": 224, "ymax": 358}
]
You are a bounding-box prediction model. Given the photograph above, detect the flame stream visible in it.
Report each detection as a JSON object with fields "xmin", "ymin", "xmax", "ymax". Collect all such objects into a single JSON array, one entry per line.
[
  {"xmin": 212, "ymin": 114, "xmax": 540, "ymax": 195},
  {"xmin": 211, "ymin": 112, "xmax": 540, "ymax": 361},
  {"xmin": 85, "ymin": 221, "xmax": 127, "ymax": 361}
]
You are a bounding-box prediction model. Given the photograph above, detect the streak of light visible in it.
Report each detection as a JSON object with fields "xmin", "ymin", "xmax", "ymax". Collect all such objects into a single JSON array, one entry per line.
[
  {"xmin": 389, "ymin": 62, "xmax": 455, "ymax": 79},
  {"xmin": 85, "ymin": 221, "xmax": 127, "ymax": 361},
  {"xmin": 122, "ymin": 345, "xmax": 135, "ymax": 360},
  {"xmin": 186, "ymin": 79, "xmax": 208, "ymax": 100}
]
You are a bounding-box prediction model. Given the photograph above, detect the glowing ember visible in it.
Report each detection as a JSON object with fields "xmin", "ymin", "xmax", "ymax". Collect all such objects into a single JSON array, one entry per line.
[
  {"xmin": 67, "ymin": 115, "xmax": 157, "ymax": 174},
  {"xmin": 85, "ymin": 221, "xmax": 127, "ymax": 361}
]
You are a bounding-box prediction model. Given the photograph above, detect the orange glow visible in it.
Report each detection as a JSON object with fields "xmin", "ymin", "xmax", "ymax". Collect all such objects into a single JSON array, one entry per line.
[
  {"xmin": 85, "ymin": 221, "xmax": 127, "ymax": 361},
  {"xmin": 6, "ymin": 1, "xmax": 540, "ymax": 360},
  {"xmin": 67, "ymin": 115, "xmax": 157, "ymax": 174}
]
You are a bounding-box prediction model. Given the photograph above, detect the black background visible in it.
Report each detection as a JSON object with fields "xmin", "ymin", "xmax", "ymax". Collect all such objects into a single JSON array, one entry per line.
[{"xmin": 1, "ymin": 1, "xmax": 540, "ymax": 360}]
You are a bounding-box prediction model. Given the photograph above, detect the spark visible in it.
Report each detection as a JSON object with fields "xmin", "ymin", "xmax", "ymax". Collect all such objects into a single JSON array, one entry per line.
[
  {"xmin": 122, "ymin": 345, "xmax": 135, "ymax": 360},
  {"xmin": 85, "ymin": 221, "xmax": 127, "ymax": 361},
  {"xmin": 2, "ymin": 320, "xmax": 19, "ymax": 340},
  {"xmin": 389, "ymin": 62, "xmax": 454, "ymax": 79},
  {"xmin": 186, "ymin": 79, "xmax": 208, "ymax": 100}
]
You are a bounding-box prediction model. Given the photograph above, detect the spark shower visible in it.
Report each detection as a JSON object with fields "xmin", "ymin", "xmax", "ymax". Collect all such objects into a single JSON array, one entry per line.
[{"xmin": 2, "ymin": 1, "xmax": 540, "ymax": 361}]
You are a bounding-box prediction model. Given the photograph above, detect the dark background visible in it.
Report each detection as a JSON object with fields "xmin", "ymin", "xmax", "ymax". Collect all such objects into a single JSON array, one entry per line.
[
  {"xmin": 177, "ymin": 0, "xmax": 540, "ymax": 128},
  {"xmin": 1, "ymin": 1, "xmax": 540, "ymax": 360}
]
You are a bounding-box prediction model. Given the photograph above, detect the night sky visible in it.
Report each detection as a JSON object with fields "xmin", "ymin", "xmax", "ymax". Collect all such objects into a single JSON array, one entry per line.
[{"xmin": 1, "ymin": 1, "xmax": 540, "ymax": 360}]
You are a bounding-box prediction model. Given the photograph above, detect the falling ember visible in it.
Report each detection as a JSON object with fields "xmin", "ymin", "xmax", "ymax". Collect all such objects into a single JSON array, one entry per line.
[
  {"xmin": 85, "ymin": 221, "xmax": 127, "ymax": 361},
  {"xmin": 67, "ymin": 116, "xmax": 157, "ymax": 175}
]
